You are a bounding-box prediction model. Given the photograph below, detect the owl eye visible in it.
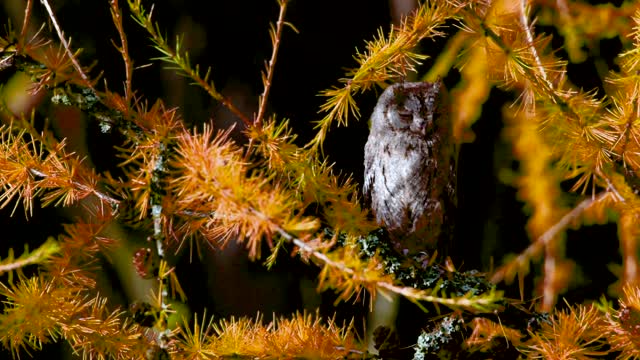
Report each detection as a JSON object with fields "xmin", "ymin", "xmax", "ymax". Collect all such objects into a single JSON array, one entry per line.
[{"xmin": 397, "ymin": 110, "xmax": 412, "ymax": 122}]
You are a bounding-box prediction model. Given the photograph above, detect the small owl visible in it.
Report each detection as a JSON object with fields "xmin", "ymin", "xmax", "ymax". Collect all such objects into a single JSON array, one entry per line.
[{"xmin": 364, "ymin": 81, "xmax": 456, "ymax": 256}]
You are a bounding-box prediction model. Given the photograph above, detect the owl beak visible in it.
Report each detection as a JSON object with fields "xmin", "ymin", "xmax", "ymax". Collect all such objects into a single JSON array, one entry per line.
[{"xmin": 412, "ymin": 117, "xmax": 427, "ymax": 136}]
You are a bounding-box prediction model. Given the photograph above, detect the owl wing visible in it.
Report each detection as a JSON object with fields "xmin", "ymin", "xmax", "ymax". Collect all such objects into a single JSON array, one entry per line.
[{"xmin": 362, "ymin": 134, "xmax": 378, "ymax": 203}]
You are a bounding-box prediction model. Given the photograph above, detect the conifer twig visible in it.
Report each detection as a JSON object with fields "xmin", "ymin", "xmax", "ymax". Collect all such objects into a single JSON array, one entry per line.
[
  {"xmin": 308, "ymin": 0, "xmax": 455, "ymax": 151},
  {"xmin": 519, "ymin": 0, "xmax": 551, "ymax": 89},
  {"xmin": 18, "ymin": 0, "xmax": 34, "ymax": 51},
  {"xmin": 255, "ymin": 0, "xmax": 294, "ymax": 128},
  {"xmin": 465, "ymin": 8, "xmax": 574, "ymax": 115},
  {"xmin": 127, "ymin": 0, "xmax": 252, "ymax": 126},
  {"xmin": 40, "ymin": 0, "xmax": 97, "ymax": 94},
  {"xmin": 27, "ymin": 168, "xmax": 120, "ymax": 208},
  {"xmin": 109, "ymin": 0, "xmax": 134, "ymax": 103},
  {"xmin": 0, "ymin": 238, "xmax": 59, "ymax": 275}
]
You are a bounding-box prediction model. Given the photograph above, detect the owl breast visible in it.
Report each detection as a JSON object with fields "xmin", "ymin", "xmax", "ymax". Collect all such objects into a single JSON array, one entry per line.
[{"xmin": 365, "ymin": 132, "xmax": 446, "ymax": 253}]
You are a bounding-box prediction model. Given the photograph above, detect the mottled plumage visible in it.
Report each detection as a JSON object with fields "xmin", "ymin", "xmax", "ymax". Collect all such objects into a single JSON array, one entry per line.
[{"xmin": 364, "ymin": 81, "xmax": 456, "ymax": 255}]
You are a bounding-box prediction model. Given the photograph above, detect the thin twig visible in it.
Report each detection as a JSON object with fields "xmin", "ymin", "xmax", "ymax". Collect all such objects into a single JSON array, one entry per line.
[
  {"xmin": 28, "ymin": 168, "xmax": 120, "ymax": 208},
  {"xmin": 109, "ymin": 0, "xmax": 133, "ymax": 103},
  {"xmin": 0, "ymin": 238, "xmax": 58, "ymax": 275},
  {"xmin": 603, "ymin": 174, "xmax": 624, "ymax": 202},
  {"xmin": 40, "ymin": 0, "xmax": 97, "ymax": 94},
  {"xmin": 255, "ymin": 0, "xmax": 291, "ymax": 128},
  {"xmin": 491, "ymin": 192, "xmax": 610, "ymax": 283},
  {"xmin": 471, "ymin": 10, "xmax": 573, "ymax": 114},
  {"xmin": 127, "ymin": 0, "xmax": 252, "ymax": 126},
  {"xmin": 18, "ymin": 0, "xmax": 34, "ymax": 51},
  {"xmin": 541, "ymin": 238, "xmax": 558, "ymax": 311},
  {"xmin": 519, "ymin": 0, "xmax": 550, "ymax": 88}
]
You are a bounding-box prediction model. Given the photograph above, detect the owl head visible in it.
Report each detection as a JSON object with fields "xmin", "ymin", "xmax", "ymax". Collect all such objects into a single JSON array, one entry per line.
[{"xmin": 372, "ymin": 81, "xmax": 447, "ymax": 137}]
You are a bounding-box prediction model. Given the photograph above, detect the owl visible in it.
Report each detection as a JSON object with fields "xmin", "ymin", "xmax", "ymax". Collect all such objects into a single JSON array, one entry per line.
[{"xmin": 363, "ymin": 81, "xmax": 457, "ymax": 256}]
